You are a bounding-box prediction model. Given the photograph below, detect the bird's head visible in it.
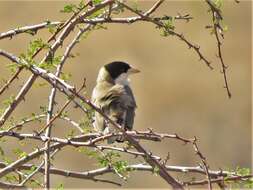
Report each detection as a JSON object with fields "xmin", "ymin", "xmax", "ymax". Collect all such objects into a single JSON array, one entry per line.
[{"xmin": 97, "ymin": 61, "xmax": 140, "ymax": 85}]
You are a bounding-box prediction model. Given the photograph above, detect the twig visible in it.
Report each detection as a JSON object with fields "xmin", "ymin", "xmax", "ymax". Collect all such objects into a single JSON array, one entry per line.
[
  {"xmin": 192, "ymin": 137, "xmax": 212, "ymax": 190},
  {"xmin": 20, "ymin": 149, "xmax": 58, "ymax": 186},
  {"xmin": 43, "ymin": 15, "xmax": 92, "ymax": 189},
  {"xmin": 0, "ymin": 130, "xmax": 189, "ymax": 148},
  {"xmin": 0, "ymin": 21, "xmax": 62, "ymax": 40},
  {"xmin": 0, "ymin": 48, "xmax": 183, "ymax": 189},
  {"xmin": 96, "ymin": 145, "xmax": 161, "ymax": 160},
  {"xmin": 116, "ymin": 1, "xmax": 213, "ymax": 70},
  {"xmin": 184, "ymin": 174, "xmax": 253, "ymax": 186},
  {"xmin": 7, "ymin": 114, "xmax": 46, "ymax": 131},
  {"xmin": 38, "ymin": 83, "xmax": 85, "ymax": 135},
  {"xmin": 6, "ymin": 114, "xmax": 84, "ymax": 133},
  {"xmin": 205, "ymin": 0, "xmax": 231, "ymax": 98},
  {"xmin": 0, "ymin": 67, "xmax": 23, "ymax": 96},
  {"xmin": 0, "ymin": 161, "xmax": 251, "ymax": 187},
  {"xmin": 0, "ymin": 133, "xmax": 96, "ymax": 178},
  {"xmin": 0, "ymin": 0, "xmax": 113, "ymax": 127}
]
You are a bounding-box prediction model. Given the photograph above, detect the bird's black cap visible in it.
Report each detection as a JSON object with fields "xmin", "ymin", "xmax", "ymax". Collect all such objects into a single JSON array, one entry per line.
[{"xmin": 104, "ymin": 61, "xmax": 130, "ymax": 79}]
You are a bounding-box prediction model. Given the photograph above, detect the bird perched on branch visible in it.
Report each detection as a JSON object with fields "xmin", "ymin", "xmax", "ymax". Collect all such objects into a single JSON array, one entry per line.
[{"xmin": 92, "ymin": 61, "xmax": 140, "ymax": 143}]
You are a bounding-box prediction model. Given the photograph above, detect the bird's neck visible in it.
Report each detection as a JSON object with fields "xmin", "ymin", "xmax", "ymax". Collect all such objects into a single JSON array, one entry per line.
[
  {"xmin": 97, "ymin": 67, "xmax": 130, "ymax": 86},
  {"xmin": 96, "ymin": 67, "xmax": 114, "ymax": 84},
  {"xmin": 115, "ymin": 73, "xmax": 130, "ymax": 86}
]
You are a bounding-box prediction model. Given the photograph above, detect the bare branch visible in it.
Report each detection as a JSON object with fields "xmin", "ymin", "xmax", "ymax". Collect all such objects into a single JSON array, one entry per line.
[
  {"xmin": 0, "ymin": 21, "xmax": 62, "ymax": 40},
  {"xmin": 0, "ymin": 162, "xmax": 251, "ymax": 187},
  {"xmin": 0, "ymin": 67, "xmax": 23, "ymax": 96},
  {"xmin": 116, "ymin": 1, "xmax": 213, "ymax": 70}
]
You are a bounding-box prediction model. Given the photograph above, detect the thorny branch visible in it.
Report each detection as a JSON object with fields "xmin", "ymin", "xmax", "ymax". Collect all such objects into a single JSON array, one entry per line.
[
  {"xmin": 0, "ymin": 0, "xmax": 113, "ymax": 127},
  {"xmin": 116, "ymin": 0, "xmax": 213, "ymax": 70},
  {"xmin": 0, "ymin": 0, "xmax": 249, "ymax": 189},
  {"xmin": 192, "ymin": 137, "xmax": 212, "ymax": 190},
  {"xmin": 205, "ymin": 0, "xmax": 232, "ymax": 98},
  {"xmin": 0, "ymin": 48, "xmax": 185, "ymax": 189},
  {"xmin": 0, "ymin": 21, "xmax": 62, "ymax": 40},
  {"xmin": 0, "ymin": 47, "xmax": 251, "ymax": 189}
]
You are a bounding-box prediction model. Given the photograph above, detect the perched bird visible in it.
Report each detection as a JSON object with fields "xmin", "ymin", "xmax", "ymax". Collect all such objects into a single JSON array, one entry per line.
[{"xmin": 91, "ymin": 61, "xmax": 140, "ymax": 143}]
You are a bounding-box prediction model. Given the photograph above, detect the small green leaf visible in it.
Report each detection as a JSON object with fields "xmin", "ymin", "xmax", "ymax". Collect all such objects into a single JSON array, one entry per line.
[
  {"xmin": 39, "ymin": 105, "xmax": 48, "ymax": 113},
  {"xmin": 153, "ymin": 166, "xmax": 159, "ymax": 176},
  {"xmin": 60, "ymin": 72, "xmax": 72, "ymax": 81},
  {"xmin": 0, "ymin": 146, "xmax": 4, "ymax": 156},
  {"xmin": 60, "ymin": 4, "xmax": 78, "ymax": 13},
  {"xmin": 56, "ymin": 183, "xmax": 64, "ymax": 190},
  {"xmin": 13, "ymin": 148, "xmax": 28, "ymax": 158},
  {"xmin": 92, "ymin": 0, "xmax": 103, "ymax": 5},
  {"xmin": 2, "ymin": 95, "xmax": 15, "ymax": 107},
  {"xmin": 25, "ymin": 29, "xmax": 36, "ymax": 36},
  {"xmin": 213, "ymin": 0, "xmax": 223, "ymax": 9}
]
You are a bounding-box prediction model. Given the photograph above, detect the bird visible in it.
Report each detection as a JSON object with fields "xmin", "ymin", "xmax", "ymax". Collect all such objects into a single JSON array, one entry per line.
[{"xmin": 91, "ymin": 61, "xmax": 140, "ymax": 143}]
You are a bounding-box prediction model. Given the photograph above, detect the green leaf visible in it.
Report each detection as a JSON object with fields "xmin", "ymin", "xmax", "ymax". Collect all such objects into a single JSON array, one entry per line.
[
  {"xmin": 24, "ymin": 29, "xmax": 37, "ymax": 36},
  {"xmin": 60, "ymin": 72, "xmax": 72, "ymax": 81},
  {"xmin": 213, "ymin": 0, "xmax": 223, "ymax": 9},
  {"xmin": 47, "ymin": 23, "xmax": 57, "ymax": 34},
  {"xmin": 27, "ymin": 38, "xmax": 49, "ymax": 59},
  {"xmin": 159, "ymin": 17, "xmax": 175, "ymax": 37},
  {"xmin": 0, "ymin": 146, "xmax": 4, "ymax": 156},
  {"xmin": 4, "ymin": 174, "xmax": 18, "ymax": 183},
  {"xmin": 78, "ymin": 147, "xmax": 98, "ymax": 158},
  {"xmin": 113, "ymin": 160, "xmax": 128, "ymax": 174},
  {"xmin": 224, "ymin": 167, "xmax": 253, "ymax": 188},
  {"xmin": 78, "ymin": 0, "xmax": 86, "ymax": 9},
  {"xmin": 153, "ymin": 166, "xmax": 159, "ymax": 176},
  {"xmin": 2, "ymin": 95, "xmax": 15, "ymax": 107},
  {"xmin": 3, "ymin": 156, "xmax": 13, "ymax": 164},
  {"xmin": 5, "ymin": 63, "xmax": 19, "ymax": 73},
  {"xmin": 39, "ymin": 105, "xmax": 48, "ymax": 113},
  {"xmin": 13, "ymin": 148, "xmax": 28, "ymax": 158},
  {"xmin": 92, "ymin": 0, "xmax": 103, "ymax": 5},
  {"xmin": 66, "ymin": 129, "xmax": 75, "ymax": 138},
  {"xmin": 60, "ymin": 4, "xmax": 78, "ymax": 13},
  {"xmin": 97, "ymin": 156, "xmax": 110, "ymax": 167},
  {"xmin": 56, "ymin": 183, "xmax": 64, "ymax": 190}
]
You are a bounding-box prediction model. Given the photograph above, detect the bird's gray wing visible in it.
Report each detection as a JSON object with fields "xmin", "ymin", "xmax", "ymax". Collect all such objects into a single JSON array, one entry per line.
[
  {"xmin": 122, "ymin": 85, "xmax": 136, "ymax": 130},
  {"xmin": 92, "ymin": 84, "xmax": 136, "ymax": 143},
  {"xmin": 91, "ymin": 83, "xmax": 125, "ymax": 132},
  {"xmin": 102, "ymin": 85, "xmax": 136, "ymax": 128}
]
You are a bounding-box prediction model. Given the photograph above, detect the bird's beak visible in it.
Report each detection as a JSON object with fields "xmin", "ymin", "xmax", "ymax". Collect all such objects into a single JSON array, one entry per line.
[{"xmin": 128, "ymin": 67, "xmax": 140, "ymax": 74}]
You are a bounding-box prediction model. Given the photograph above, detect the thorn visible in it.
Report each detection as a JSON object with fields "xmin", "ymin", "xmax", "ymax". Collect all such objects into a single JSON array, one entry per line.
[
  {"xmin": 147, "ymin": 128, "xmax": 153, "ymax": 133},
  {"xmin": 33, "ymin": 130, "xmax": 39, "ymax": 136}
]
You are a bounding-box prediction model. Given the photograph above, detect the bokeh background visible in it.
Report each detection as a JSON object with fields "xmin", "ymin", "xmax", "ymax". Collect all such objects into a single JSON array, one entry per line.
[{"xmin": 0, "ymin": 0, "xmax": 251, "ymax": 188}]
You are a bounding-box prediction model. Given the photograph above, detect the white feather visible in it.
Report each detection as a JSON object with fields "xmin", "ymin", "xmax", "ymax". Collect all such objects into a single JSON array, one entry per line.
[{"xmin": 115, "ymin": 73, "xmax": 130, "ymax": 86}]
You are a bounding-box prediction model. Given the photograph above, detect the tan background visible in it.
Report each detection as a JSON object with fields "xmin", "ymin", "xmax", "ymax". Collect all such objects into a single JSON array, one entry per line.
[{"xmin": 0, "ymin": 0, "xmax": 251, "ymax": 188}]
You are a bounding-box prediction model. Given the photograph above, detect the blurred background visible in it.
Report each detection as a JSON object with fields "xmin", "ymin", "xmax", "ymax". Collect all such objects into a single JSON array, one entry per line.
[{"xmin": 0, "ymin": 0, "xmax": 251, "ymax": 188}]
